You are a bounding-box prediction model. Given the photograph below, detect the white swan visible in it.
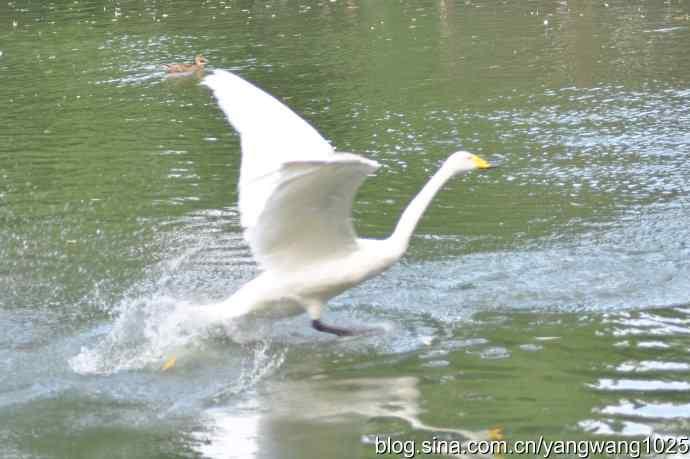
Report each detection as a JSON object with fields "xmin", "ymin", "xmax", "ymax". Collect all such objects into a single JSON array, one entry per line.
[{"xmin": 202, "ymin": 70, "xmax": 493, "ymax": 336}]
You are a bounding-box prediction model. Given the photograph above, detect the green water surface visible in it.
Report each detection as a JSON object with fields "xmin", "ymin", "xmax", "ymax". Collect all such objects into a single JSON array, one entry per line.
[{"xmin": 1, "ymin": 1, "xmax": 690, "ymax": 458}]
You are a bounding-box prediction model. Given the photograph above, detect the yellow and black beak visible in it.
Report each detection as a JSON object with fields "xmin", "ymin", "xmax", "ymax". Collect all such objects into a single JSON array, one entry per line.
[{"xmin": 471, "ymin": 154, "xmax": 493, "ymax": 169}]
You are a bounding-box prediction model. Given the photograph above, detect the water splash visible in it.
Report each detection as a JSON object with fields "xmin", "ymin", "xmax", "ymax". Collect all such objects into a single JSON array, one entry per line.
[
  {"xmin": 69, "ymin": 294, "xmax": 209, "ymax": 374},
  {"xmin": 209, "ymin": 340, "xmax": 287, "ymax": 403},
  {"xmin": 67, "ymin": 218, "xmax": 255, "ymax": 375}
]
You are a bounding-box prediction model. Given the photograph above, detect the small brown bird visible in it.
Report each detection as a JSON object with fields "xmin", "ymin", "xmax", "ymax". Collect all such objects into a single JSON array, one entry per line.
[{"xmin": 163, "ymin": 55, "xmax": 207, "ymax": 74}]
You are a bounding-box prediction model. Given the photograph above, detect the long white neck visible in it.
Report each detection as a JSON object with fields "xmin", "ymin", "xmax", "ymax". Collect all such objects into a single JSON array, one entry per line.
[{"xmin": 388, "ymin": 163, "xmax": 456, "ymax": 251}]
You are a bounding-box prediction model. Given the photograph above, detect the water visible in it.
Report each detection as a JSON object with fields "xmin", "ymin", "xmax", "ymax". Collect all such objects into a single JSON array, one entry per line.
[{"xmin": 1, "ymin": 0, "xmax": 689, "ymax": 457}]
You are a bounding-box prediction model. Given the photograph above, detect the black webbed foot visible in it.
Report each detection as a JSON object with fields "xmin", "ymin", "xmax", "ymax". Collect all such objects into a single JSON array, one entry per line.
[
  {"xmin": 311, "ymin": 320, "xmax": 384, "ymax": 337},
  {"xmin": 312, "ymin": 319, "xmax": 355, "ymax": 336}
]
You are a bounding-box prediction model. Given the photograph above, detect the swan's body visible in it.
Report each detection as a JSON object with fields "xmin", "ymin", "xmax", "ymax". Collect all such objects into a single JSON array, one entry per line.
[
  {"xmin": 202, "ymin": 70, "xmax": 492, "ymax": 335},
  {"xmin": 216, "ymin": 237, "xmax": 401, "ymax": 323}
]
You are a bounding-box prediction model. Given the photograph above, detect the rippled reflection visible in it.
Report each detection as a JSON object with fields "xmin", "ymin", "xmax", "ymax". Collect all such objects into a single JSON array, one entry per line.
[
  {"xmin": 585, "ymin": 305, "xmax": 690, "ymax": 441},
  {"xmin": 193, "ymin": 376, "xmax": 497, "ymax": 459},
  {"xmin": 592, "ymin": 379, "xmax": 690, "ymax": 391},
  {"xmin": 602, "ymin": 401, "xmax": 690, "ymax": 420}
]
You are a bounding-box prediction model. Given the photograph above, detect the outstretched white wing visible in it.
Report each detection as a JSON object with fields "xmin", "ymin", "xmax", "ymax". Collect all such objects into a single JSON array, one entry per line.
[
  {"xmin": 203, "ymin": 69, "xmax": 335, "ymax": 228},
  {"xmin": 203, "ymin": 70, "xmax": 380, "ymax": 270}
]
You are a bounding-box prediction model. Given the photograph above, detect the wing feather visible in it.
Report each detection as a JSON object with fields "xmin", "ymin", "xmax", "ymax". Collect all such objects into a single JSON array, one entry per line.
[
  {"xmin": 202, "ymin": 69, "xmax": 335, "ymax": 228},
  {"xmin": 203, "ymin": 70, "xmax": 380, "ymax": 270},
  {"xmin": 245, "ymin": 155, "xmax": 379, "ymax": 270}
]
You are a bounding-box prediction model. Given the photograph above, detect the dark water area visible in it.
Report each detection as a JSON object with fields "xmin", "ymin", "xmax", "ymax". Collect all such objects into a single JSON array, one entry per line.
[{"xmin": 1, "ymin": 0, "xmax": 689, "ymax": 457}]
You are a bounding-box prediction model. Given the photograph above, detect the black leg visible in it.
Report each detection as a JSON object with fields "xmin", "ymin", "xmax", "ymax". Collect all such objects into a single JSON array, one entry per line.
[{"xmin": 312, "ymin": 319, "xmax": 355, "ymax": 337}]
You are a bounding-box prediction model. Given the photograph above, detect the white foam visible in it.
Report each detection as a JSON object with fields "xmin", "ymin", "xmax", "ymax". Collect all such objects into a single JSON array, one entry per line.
[{"xmin": 69, "ymin": 294, "xmax": 248, "ymax": 375}]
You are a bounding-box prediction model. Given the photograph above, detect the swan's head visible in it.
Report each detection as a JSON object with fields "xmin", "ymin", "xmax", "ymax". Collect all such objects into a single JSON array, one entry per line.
[
  {"xmin": 195, "ymin": 55, "xmax": 207, "ymax": 66},
  {"xmin": 445, "ymin": 151, "xmax": 492, "ymax": 174}
]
